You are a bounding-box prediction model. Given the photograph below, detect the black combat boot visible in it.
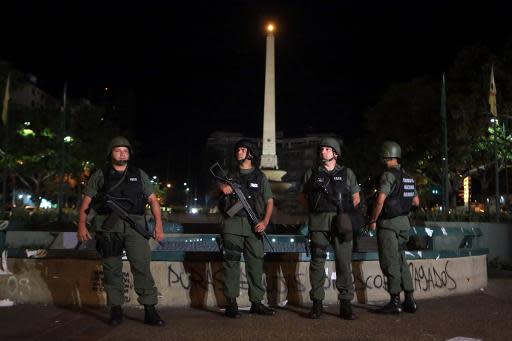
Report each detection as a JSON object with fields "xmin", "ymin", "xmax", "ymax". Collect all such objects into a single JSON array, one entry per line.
[
  {"xmin": 109, "ymin": 305, "xmax": 123, "ymax": 326},
  {"xmin": 403, "ymin": 291, "xmax": 417, "ymax": 313},
  {"xmin": 377, "ymin": 294, "xmax": 402, "ymax": 314},
  {"xmin": 225, "ymin": 298, "xmax": 241, "ymax": 318},
  {"xmin": 144, "ymin": 305, "xmax": 165, "ymax": 326},
  {"xmin": 308, "ymin": 299, "xmax": 323, "ymax": 319},
  {"xmin": 250, "ymin": 301, "xmax": 276, "ymax": 316},
  {"xmin": 339, "ymin": 299, "xmax": 357, "ymax": 320}
]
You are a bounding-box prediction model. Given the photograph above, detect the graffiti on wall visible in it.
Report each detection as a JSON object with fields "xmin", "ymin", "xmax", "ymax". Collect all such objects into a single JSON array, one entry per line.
[
  {"xmin": 166, "ymin": 260, "xmax": 457, "ymax": 294},
  {"xmin": 90, "ymin": 270, "xmax": 133, "ymax": 302}
]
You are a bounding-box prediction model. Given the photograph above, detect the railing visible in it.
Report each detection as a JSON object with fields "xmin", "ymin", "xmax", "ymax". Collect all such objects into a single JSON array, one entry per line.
[{"xmin": 5, "ymin": 225, "xmax": 488, "ymax": 262}]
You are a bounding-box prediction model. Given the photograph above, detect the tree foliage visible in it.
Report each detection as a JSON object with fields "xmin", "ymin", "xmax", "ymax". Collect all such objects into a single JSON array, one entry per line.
[
  {"xmin": 363, "ymin": 43, "xmax": 512, "ymax": 206},
  {"xmin": 1, "ymin": 70, "xmax": 124, "ymax": 207}
]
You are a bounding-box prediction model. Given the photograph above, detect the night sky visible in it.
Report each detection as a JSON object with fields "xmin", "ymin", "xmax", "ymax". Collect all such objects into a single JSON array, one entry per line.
[{"xmin": 1, "ymin": 1, "xmax": 511, "ymax": 180}]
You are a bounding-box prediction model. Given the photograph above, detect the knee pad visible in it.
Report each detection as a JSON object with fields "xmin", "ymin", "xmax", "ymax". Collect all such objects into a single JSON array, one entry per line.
[{"xmin": 311, "ymin": 244, "xmax": 328, "ymax": 260}]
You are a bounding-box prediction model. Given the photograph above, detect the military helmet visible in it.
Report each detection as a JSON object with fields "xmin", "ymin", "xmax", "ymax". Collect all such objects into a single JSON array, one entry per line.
[
  {"xmin": 233, "ymin": 139, "xmax": 257, "ymax": 159},
  {"xmin": 318, "ymin": 137, "xmax": 341, "ymax": 156},
  {"xmin": 381, "ymin": 141, "xmax": 401, "ymax": 159},
  {"xmin": 108, "ymin": 136, "xmax": 132, "ymax": 157}
]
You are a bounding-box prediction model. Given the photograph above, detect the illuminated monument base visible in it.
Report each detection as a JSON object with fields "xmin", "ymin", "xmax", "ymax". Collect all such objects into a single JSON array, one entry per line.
[{"xmin": 261, "ymin": 169, "xmax": 292, "ymax": 193}]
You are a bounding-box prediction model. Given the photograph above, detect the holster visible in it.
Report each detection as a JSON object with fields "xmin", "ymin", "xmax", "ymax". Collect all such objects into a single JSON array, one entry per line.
[
  {"xmin": 95, "ymin": 232, "xmax": 125, "ymax": 258},
  {"xmin": 332, "ymin": 211, "xmax": 353, "ymax": 241}
]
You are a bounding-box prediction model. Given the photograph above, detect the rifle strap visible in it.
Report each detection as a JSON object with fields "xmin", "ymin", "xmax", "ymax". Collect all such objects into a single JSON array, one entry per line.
[
  {"xmin": 101, "ymin": 166, "xmax": 128, "ymax": 195},
  {"xmin": 226, "ymin": 200, "xmax": 244, "ymax": 217}
]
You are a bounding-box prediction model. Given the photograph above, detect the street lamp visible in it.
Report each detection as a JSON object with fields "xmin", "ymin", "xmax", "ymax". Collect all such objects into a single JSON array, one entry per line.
[
  {"xmin": 267, "ymin": 23, "xmax": 274, "ymax": 32},
  {"xmin": 499, "ymin": 115, "xmax": 512, "ymax": 211}
]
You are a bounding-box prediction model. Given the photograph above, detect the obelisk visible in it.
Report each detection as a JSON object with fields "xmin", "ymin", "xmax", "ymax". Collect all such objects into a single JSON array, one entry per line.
[{"xmin": 260, "ymin": 23, "xmax": 279, "ymax": 170}]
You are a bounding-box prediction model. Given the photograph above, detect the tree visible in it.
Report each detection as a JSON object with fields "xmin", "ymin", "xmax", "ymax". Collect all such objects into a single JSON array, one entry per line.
[
  {"xmin": 363, "ymin": 42, "xmax": 512, "ymax": 209},
  {"xmin": 0, "ymin": 103, "xmax": 61, "ymax": 206},
  {"xmin": 0, "ymin": 88, "xmax": 124, "ymax": 208}
]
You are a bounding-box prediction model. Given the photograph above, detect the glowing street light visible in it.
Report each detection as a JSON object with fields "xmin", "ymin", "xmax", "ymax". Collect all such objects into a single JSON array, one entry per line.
[{"xmin": 267, "ymin": 23, "xmax": 274, "ymax": 32}]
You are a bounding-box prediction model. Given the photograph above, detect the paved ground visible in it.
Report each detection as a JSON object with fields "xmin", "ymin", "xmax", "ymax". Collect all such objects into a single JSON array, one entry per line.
[{"xmin": 0, "ymin": 278, "xmax": 511, "ymax": 341}]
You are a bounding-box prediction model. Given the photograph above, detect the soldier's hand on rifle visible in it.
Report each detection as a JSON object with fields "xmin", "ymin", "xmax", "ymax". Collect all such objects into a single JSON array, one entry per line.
[
  {"xmin": 219, "ymin": 183, "xmax": 233, "ymax": 195},
  {"xmin": 77, "ymin": 223, "xmax": 92, "ymax": 241},
  {"xmin": 369, "ymin": 221, "xmax": 377, "ymax": 231},
  {"xmin": 254, "ymin": 219, "xmax": 269, "ymax": 233}
]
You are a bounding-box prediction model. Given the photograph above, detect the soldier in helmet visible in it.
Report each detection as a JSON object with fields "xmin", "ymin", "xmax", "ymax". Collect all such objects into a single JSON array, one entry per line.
[
  {"xmin": 368, "ymin": 141, "xmax": 419, "ymax": 314},
  {"xmin": 217, "ymin": 139, "xmax": 275, "ymax": 318},
  {"xmin": 77, "ymin": 136, "xmax": 165, "ymax": 326},
  {"xmin": 299, "ymin": 137, "xmax": 360, "ymax": 320}
]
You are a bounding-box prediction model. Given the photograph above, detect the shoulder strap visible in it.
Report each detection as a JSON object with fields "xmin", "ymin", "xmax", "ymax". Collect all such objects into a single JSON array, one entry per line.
[
  {"xmin": 252, "ymin": 168, "xmax": 264, "ymax": 184},
  {"xmin": 100, "ymin": 166, "xmax": 127, "ymax": 194},
  {"xmin": 388, "ymin": 168, "xmax": 403, "ymax": 198}
]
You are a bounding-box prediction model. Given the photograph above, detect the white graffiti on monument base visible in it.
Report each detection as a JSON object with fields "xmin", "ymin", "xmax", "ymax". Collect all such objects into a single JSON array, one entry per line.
[
  {"xmin": 90, "ymin": 270, "xmax": 133, "ymax": 302},
  {"xmin": 6, "ymin": 276, "xmax": 32, "ymax": 299}
]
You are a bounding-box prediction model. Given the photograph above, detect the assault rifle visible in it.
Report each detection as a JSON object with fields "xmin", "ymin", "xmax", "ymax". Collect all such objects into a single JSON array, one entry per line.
[
  {"xmin": 103, "ymin": 196, "xmax": 153, "ymax": 240},
  {"xmin": 210, "ymin": 162, "xmax": 274, "ymax": 252}
]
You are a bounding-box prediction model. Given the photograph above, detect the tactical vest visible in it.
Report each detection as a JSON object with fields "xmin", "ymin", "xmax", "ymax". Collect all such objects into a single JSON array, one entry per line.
[
  {"xmin": 220, "ymin": 168, "xmax": 266, "ymax": 219},
  {"xmin": 381, "ymin": 168, "xmax": 416, "ymax": 219},
  {"xmin": 307, "ymin": 167, "xmax": 353, "ymax": 213},
  {"xmin": 94, "ymin": 165, "xmax": 147, "ymax": 215}
]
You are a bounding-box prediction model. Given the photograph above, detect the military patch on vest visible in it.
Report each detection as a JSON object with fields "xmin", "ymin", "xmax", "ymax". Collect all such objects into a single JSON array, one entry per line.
[
  {"xmin": 129, "ymin": 177, "xmax": 138, "ymax": 182},
  {"xmin": 402, "ymin": 176, "xmax": 416, "ymax": 198},
  {"xmin": 249, "ymin": 183, "xmax": 259, "ymax": 188}
]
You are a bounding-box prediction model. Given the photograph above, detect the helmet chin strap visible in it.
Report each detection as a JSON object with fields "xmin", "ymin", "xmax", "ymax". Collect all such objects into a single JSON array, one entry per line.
[
  {"xmin": 321, "ymin": 152, "xmax": 337, "ymax": 164},
  {"xmin": 237, "ymin": 152, "xmax": 253, "ymax": 165},
  {"xmin": 113, "ymin": 160, "xmax": 128, "ymax": 166}
]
